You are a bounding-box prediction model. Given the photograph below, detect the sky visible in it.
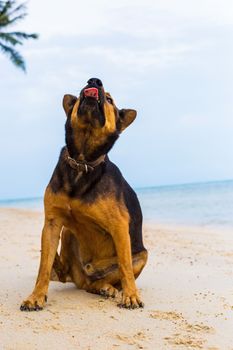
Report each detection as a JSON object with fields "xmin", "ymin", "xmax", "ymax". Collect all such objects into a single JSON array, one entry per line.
[{"xmin": 1, "ymin": 0, "xmax": 233, "ymax": 199}]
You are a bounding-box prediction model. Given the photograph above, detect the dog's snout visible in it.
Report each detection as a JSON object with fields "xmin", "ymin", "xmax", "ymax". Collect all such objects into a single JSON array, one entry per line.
[{"xmin": 87, "ymin": 78, "xmax": 103, "ymax": 88}]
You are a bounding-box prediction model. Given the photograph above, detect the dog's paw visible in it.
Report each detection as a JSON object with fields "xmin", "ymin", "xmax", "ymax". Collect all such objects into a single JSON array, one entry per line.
[
  {"xmin": 99, "ymin": 284, "xmax": 118, "ymax": 298},
  {"xmin": 87, "ymin": 283, "xmax": 118, "ymax": 298},
  {"xmin": 20, "ymin": 293, "xmax": 47, "ymax": 311},
  {"xmin": 118, "ymin": 292, "xmax": 144, "ymax": 310}
]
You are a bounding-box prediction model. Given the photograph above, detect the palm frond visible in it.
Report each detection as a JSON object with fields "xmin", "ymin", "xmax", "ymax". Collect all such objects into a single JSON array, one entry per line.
[
  {"xmin": 0, "ymin": 31, "xmax": 38, "ymax": 46},
  {"xmin": 0, "ymin": 1, "xmax": 38, "ymax": 72},
  {"xmin": 8, "ymin": 1, "xmax": 26, "ymax": 14},
  {"xmin": 6, "ymin": 31, "xmax": 39, "ymax": 40},
  {"xmin": 0, "ymin": 41, "xmax": 25, "ymax": 71},
  {"xmin": 0, "ymin": 12, "xmax": 26, "ymax": 26},
  {"xmin": 0, "ymin": 31, "xmax": 22, "ymax": 45},
  {"xmin": 0, "ymin": 1, "xmax": 26, "ymax": 17},
  {"xmin": 0, "ymin": 2, "xmax": 26, "ymax": 27},
  {"xmin": 6, "ymin": 2, "xmax": 27, "ymax": 20},
  {"xmin": 0, "ymin": 1, "xmax": 14, "ymax": 16},
  {"xmin": 0, "ymin": 1, "xmax": 12, "ymax": 25}
]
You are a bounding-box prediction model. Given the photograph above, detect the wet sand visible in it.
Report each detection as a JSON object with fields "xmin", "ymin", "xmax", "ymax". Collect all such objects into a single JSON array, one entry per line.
[{"xmin": 0, "ymin": 208, "xmax": 233, "ymax": 349}]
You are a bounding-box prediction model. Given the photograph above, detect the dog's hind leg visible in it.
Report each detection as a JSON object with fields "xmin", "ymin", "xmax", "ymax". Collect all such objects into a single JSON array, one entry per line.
[
  {"xmin": 50, "ymin": 227, "xmax": 72, "ymax": 283},
  {"xmin": 51, "ymin": 228, "xmax": 88, "ymax": 288},
  {"xmin": 50, "ymin": 252, "xmax": 71, "ymax": 282},
  {"xmin": 84, "ymin": 250, "xmax": 148, "ymax": 298},
  {"xmin": 53, "ymin": 227, "xmax": 89, "ymax": 289}
]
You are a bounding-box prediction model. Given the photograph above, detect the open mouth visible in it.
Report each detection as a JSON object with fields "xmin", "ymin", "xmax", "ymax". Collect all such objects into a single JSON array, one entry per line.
[
  {"xmin": 83, "ymin": 87, "xmax": 99, "ymax": 100},
  {"xmin": 78, "ymin": 83, "xmax": 105, "ymax": 127}
]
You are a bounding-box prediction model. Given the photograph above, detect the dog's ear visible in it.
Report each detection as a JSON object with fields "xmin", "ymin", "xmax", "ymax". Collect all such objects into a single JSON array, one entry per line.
[
  {"xmin": 117, "ymin": 109, "xmax": 137, "ymax": 132},
  {"xmin": 63, "ymin": 94, "xmax": 77, "ymax": 117}
]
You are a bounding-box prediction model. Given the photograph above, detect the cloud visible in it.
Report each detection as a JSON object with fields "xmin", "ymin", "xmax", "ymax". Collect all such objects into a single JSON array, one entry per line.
[
  {"xmin": 79, "ymin": 43, "xmax": 198, "ymax": 71},
  {"xmin": 23, "ymin": 0, "xmax": 233, "ymax": 38}
]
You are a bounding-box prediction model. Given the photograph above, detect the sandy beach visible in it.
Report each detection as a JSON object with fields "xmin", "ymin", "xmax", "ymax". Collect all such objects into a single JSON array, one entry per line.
[{"xmin": 0, "ymin": 208, "xmax": 233, "ymax": 349}]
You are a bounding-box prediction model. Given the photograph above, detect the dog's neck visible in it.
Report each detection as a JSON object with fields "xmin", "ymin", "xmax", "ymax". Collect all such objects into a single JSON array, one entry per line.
[
  {"xmin": 65, "ymin": 123, "xmax": 119, "ymax": 163},
  {"xmin": 64, "ymin": 147, "xmax": 106, "ymax": 173}
]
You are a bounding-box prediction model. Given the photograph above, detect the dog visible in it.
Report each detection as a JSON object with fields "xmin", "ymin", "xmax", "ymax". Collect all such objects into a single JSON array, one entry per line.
[{"xmin": 20, "ymin": 78, "xmax": 148, "ymax": 311}]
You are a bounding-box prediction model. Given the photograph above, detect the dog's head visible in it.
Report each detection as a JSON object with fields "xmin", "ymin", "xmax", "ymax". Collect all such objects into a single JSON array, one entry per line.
[{"xmin": 63, "ymin": 78, "xmax": 137, "ymax": 160}]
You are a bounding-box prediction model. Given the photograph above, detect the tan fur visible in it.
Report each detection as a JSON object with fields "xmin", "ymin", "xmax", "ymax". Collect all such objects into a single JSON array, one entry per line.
[{"xmin": 69, "ymin": 96, "xmax": 117, "ymax": 158}]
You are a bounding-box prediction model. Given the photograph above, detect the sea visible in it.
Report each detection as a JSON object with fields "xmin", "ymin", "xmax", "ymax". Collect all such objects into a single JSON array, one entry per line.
[{"xmin": 1, "ymin": 180, "xmax": 233, "ymax": 231}]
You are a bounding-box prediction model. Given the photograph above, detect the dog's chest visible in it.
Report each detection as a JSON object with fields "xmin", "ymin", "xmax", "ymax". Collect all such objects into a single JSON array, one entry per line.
[
  {"xmin": 63, "ymin": 200, "xmax": 116, "ymax": 259},
  {"xmin": 59, "ymin": 196, "xmax": 108, "ymax": 232},
  {"xmin": 46, "ymin": 188, "xmax": 127, "ymax": 233}
]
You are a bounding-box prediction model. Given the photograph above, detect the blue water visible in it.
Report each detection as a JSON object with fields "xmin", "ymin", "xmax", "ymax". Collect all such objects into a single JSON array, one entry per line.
[
  {"xmin": 1, "ymin": 180, "xmax": 233, "ymax": 230},
  {"xmin": 137, "ymin": 180, "xmax": 233, "ymax": 229}
]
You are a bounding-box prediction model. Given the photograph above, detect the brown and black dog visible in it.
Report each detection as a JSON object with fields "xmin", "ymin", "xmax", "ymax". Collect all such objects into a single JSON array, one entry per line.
[{"xmin": 20, "ymin": 78, "xmax": 148, "ymax": 311}]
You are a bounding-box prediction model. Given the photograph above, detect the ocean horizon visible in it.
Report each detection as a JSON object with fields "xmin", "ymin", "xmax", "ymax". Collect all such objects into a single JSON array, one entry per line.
[{"xmin": 1, "ymin": 179, "xmax": 233, "ymax": 231}]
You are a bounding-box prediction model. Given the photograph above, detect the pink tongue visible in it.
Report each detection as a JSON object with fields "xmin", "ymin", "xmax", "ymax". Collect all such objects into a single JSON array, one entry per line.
[{"xmin": 84, "ymin": 87, "xmax": 99, "ymax": 100}]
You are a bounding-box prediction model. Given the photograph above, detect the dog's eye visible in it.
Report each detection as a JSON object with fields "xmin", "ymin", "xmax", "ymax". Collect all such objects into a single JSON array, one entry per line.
[{"xmin": 106, "ymin": 96, "xmax": 113, "ymax": 104}]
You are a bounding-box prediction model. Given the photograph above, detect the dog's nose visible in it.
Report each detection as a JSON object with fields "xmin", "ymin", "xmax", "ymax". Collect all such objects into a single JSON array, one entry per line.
[{"xmin": 87, "ymin": 78, "xmax": 103, "ymax": 88}]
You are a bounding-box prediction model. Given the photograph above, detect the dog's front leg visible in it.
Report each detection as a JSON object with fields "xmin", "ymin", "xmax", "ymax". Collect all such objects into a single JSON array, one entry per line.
[
  {"xmin": 112, "ymin": 225, "xmax": 144, "ymax": 309},
  {"xmin": 20, "ymin": 217, "xmax": 62, "ymax": 311}
]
